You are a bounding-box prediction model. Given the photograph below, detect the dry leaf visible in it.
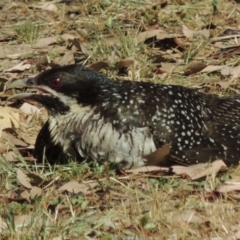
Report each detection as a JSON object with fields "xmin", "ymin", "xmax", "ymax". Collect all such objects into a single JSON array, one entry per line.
[
  {"xmin": 144, "ymin": 144, "xmax": 170, "ymax": 166},
  {"xmin": 67, "ymin": 38, "xmax": 83, "ymax": 52},
  {"xmin": 116, "ymin": 58, "xmax": 137, "ymax": 69},
  {"xmin": 172, "ymin": 160, "xmax": 227, "ymax": 180},
  {"xmin": 17, "ymin": 169, "xmax": 33, "ymax": 189},
  {"xmin": 58, "ymin": 180, "xmax": 97, "ymax": 194},
  {"xmin": 20, "ymin": 190, "xmax": 30, "ymax": 201},
  {"xmin": 35, "ymin": 55, "xmax": 49, "ymax": 69},
  {"xmin": 57, "ymin": 50, "xmax": 75, "ymax": 66},
  {"xmin": 34, "ymin": 2, "xmax": 58, "ymax": 12},
  {"xmin": 215, "ymin": 81, "xmax": 232, "ymax": 90},
  {"xmin": 221, "ymin": 66, "xmax": 232, "ymax": 76},
  {"xmin": 183, "ymin": 25, "xmax": 210, "ymax": 40},
  {"xmin": 174, "ymin": 210, "xmax": 206, "ymax": 224},
  {"xmin": 6, "ymin": 53, "xmax": 22, "ymax": 60},
  {"xmin": 217, "ymin": 183, "xmax": 240, "ymax": 193},
  {"xmin": 79, "ymin": 42, "xmax": 92, "ymax": 55},
  {"xmin": 235, "ymin": 230, "xmax": 240, "ymax": 239},
  {"xmin": 160, "ymin": 62, "xmax": 177, "ymax": 73},
  {"xmin": 184, "ymin": 61, "xmax": 207, "ymax": 76},
  {"xmin": 0, "ymin": 139, "xmax": 8, "ymax": 153},
  {"xmin": 20, "ymin": 102, "xmax": 40, "ymax": 114},
  {"xmin": 229, "ymin": 65, "xmax": 240, "ymax": 76},
  {"xmin": 3, "ymin": 151, "xmax": 17, "ymax": 162},
  {"xmin": 135, "ymin": 29, "xmax": 162, "ymax": 44},
  {"xmin": 156, "ymin": 32, "xmax": 173, "ymax": 40},
  {"xmin": 0, "ymin": 107, "xmax": 20, "ymax": 129},
  {"xmin": 19, "ymin": 134, "xmax": 36, "ymax": 145},
  {"xmin": 201, "ymin": 65, "xmax": 226, "ymax": 73},
  {"xmin": 126, "ymin": 166, "xmax": 169, "ymax": 173},
  {"xmin": 30, "ymin": 187, "xmax": 43, "ymax": 198},
  {"xmin": 4, "ymin": 61, "xmax": 31, "ymax": 72},
  {"xmin": 32, "ymin": 36, "xmax": 57, "ymax": 49},
  {"xmin": 90, "ymin": 62, "xmax": 109, "ymax": 71},
  {"xmin": 14, "ymin": 215, "xmax": 31, "ymax": 229},
  {"xmin": 1, "ymin": 132, "xmax": 28, "ymax": 147}
]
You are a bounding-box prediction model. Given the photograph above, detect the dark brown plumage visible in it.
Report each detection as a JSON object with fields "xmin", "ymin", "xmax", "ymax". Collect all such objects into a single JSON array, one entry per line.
[{"xmin": 7, "ymin": 64, "xmax": 240, "ymax": 169}]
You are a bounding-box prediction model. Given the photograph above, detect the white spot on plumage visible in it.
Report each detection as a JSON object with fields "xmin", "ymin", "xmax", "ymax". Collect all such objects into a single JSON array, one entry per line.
[{"xmin": 134, "ymin": 110, "xmax": 139, "ymax": 115}]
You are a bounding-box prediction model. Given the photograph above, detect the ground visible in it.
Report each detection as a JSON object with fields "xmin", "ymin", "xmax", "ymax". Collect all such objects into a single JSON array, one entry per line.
[{"xmin": 1, "ymin": 0, "xmax": 240, "ymax": 239}]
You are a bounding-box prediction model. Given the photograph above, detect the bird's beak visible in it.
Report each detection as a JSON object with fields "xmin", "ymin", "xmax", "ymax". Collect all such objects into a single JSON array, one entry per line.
[
  {"xmin": 6, "ymin": 78, "xmax": 35, "ymax": 101},
  {"xmin": 6, "ymin": 78, "xmax": 30, "ymax": 89}
]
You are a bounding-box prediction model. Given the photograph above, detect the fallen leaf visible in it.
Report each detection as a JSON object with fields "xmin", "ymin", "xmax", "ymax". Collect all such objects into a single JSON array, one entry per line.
[
  {"xmin": 211, "ymin": 45, "xmax": 240, "ymax": 59},
  {"xmin": 35, "ymin": 55, "xmax": 49, "ymax": 69},
  {"xmin": 17, "ymin": 169, "xmax": 32, "ymax": 189},
  {"xmin": 1, "ymin": 132, "xmax": 28, "ymax": 147},
  {"xmin": 14, "ymin": 215, "xmax": 31, "ymax": 229},
  {"xmin": 57, "ymin": 50, "xmax": 75, "ymax": 66},
  {"xmin": 0, "ymin": 139, "xmax": 8, "ymax": 153},
  {"xmin": 20, "ymin": 190, "xmax": 30, "ymax": 201},
  {"xmin": 144, "ymin": 144, "xmax": 170, "ymax": 166},
  {"xmin": 215, "ymin": 80, "xmax": 232, "ymax": 90},
  {"xmin": 4, "ymin": 61, "xmax": 31, "ymax": 72},
  {"xmin": 6, "ymin": 53, "xmax": 22, "ymax": 60},
  {"xmin": 79, "ymin": 42, "xmax": 92, "ymax": 55},
  {"xmin": 20, "ymin": 102, "xmax": 41, "ymax": 114},
  {"xmin": 33, "ymin": 2, "xmax": 58, "ymax": 12},
  {"xmin": 184, "ymin": 61, "xmax": 207, "ymax": 76},
  {"xmin": 135, "ymin": 29, "xmax": 162, "ymax": 44},
  {"xmin": 32, "ymin": 36, "xmax": 57, "ymax": 49},
  {"xmin": 116, "ymin": 58, "xmax": 138, "ymax": 69},
  {"xmin": 0, "ymin": 107, "xmax": 20, "ymax": 129},
  {"xmin": 3, "ymin": 151, "xmax": 17, "ymax": 162},
  {"xmin": 172, "ymin": 160, "xmax": 227, "ymax": 180},
  {"xmin": 90, "ymin": 61, "xmax": 109, "ymax": 71},
  {"xmin": 216, "ymin": 183, "xmax": 240, "ymax": 193},
  {"xmin": 67, "ymin": 38, "xmax": 84, "ymax": 52},
  {"xmin": 201, "ymin": 65, "xmax": 226, "ymax": 73},
  {"xmin": 58, "ymin": 180, "xmax": 97, "ymax": 194},
  {"xmin": 221, "ymin": 66, "xmax": 232, "ymax": 76},
  {"xmin": 174, "ymin": 210, "xmax": 206, "ymax": 224},
  {"xmin": 126, "ymin": 166, "xmax": 169, "ymax": 174},
  {"xmin": 183, "ymin": 25, "xmax": 210, "ymax": 40},
  {"xmin": 30, "ymin": 187, "xmax": 43, "ymax": 198},
  {"xmin": 160, "ymin": 62, "xmax": 179, "ymax": 73},
  {"xmin": 156, "ymin": 32, "xmax": 173, "ymax": 40},
  {"xmin": 235, "ymin": 229, "xmax": 240, "ymax": 239},
  {"xmin": 229, "ymin": 65, "xmax": 240, "ymax": 76},
  {"xmin": 18, "ymin": 134, "xmax": 36, "ymax": 145}
]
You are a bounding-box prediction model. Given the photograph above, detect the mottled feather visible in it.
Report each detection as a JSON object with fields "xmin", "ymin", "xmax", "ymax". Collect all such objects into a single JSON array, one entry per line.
[{"xmin": 8, "ymin": 64, "xmax": 240, "ymax": 169}]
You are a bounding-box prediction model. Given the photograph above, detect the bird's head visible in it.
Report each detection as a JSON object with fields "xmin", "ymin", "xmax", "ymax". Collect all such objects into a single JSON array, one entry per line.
[{"xmin": 6, "ymin": 64, "xmax": 113, "ymax": 115}]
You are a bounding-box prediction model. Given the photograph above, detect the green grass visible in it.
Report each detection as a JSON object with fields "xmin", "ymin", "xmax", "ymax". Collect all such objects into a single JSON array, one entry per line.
[{"xmin": 14, "ymin": 21, "xmax": 41, "ymax": 44}]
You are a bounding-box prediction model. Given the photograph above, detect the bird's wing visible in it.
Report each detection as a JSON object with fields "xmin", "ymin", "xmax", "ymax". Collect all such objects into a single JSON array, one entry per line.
[{"xmin": 170, "ymin": 95, "xmax": 240, "ymax": 166}]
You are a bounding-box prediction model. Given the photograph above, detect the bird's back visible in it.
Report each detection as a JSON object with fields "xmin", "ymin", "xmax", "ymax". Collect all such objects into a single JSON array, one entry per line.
[{"xmin": 102, "ymin": 81, "xmax": 240, "ymax": 167}]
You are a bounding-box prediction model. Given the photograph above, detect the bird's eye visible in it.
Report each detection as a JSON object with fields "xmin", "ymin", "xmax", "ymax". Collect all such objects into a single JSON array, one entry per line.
[{"xmin": 51, "ymin": 77, "xmax": 62, "ymax": 88}]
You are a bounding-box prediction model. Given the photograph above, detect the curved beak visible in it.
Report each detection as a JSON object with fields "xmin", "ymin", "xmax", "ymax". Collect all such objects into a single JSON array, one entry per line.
[
  {"xmin": 6, "ymin": 78, "xmax": 35, "ymax": 101},
  {"xmin": 6, "ymin": 78, "xmax": 34, "ymax": 90},
  {"xmin": 7, "ymin": 92, "xmax": 35, "ymax": 101}
]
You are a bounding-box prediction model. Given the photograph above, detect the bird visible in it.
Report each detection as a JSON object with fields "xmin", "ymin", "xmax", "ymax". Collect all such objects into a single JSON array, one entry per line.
[{"xmin": 6, "ymin": 64, "xmax": 240, "ymax": 169}]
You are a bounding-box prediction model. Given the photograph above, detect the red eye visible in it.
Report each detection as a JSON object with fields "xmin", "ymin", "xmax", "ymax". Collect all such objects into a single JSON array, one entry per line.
[{"xmin": 51, "ymin": 77, "xmax": 62, "ymax": 88}]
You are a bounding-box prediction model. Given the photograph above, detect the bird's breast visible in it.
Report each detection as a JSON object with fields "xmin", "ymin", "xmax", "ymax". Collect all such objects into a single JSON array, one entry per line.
[{"xmin": 48, "ymin": 106, "xmax": 157, "ymax": 169}]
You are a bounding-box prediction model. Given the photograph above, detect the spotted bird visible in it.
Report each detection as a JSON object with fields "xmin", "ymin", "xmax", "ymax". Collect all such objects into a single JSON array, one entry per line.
[{"xmin": 6, "ymin": 64, "xmax": 240, "ymax": 169}]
